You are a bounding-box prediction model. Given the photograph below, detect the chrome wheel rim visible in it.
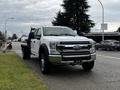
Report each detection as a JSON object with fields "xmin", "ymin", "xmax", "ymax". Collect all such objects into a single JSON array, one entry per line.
[{"xmin": 41, "ymin": 55, "xmax": 45, "ymax": 71}]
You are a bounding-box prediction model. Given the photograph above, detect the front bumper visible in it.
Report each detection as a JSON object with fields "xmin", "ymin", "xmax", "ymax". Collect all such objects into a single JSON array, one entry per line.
[{"xmin": 49, "ymin": 53, "xmax": 96, "ymax": 64}]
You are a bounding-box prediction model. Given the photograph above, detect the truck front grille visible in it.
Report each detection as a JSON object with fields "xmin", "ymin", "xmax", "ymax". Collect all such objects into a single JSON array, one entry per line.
[
  {"xmin": 55, "ymin": 41, "xmax": 92, "ymax": 61},
  {"xmin": 57, "ymin": 41, "xmax": 91, "ymax": 51},
  {"xmin": 56, "ymin": 41, "xmax": 91, "ymax": 57},
  {"xmin": 61, "ymin": 51, "xmax": 90, "ymax": 55},
  {"xmin": 57, "ymin": 45, "xmax": 91, "ymax": 50}
]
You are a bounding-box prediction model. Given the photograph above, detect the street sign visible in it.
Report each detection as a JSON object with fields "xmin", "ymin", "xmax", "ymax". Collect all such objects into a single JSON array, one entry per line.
[{"xmin": 101, "ymin": 24, "xmax": 108, "ymax": 30}]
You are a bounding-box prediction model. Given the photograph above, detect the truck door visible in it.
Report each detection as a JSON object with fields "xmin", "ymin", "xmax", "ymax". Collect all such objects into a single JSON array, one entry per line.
[
  {"xmin": 31, "ymin": 29, "xmax": 39, "ymax": 55},
  {"xmin": 33, "ymin": 28, "xmax": 41, "ymax": 55}
]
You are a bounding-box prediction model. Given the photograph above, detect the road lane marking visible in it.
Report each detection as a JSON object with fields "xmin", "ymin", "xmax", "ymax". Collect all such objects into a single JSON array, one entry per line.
[{"xmin": 97, "ymin": 55, "xmax": 120, "ymax": 60}]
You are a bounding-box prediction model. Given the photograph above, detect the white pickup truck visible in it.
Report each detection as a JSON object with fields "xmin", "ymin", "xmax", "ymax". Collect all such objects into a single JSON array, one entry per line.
[{"xmin": 21, "ymin": 26, "xmax": 96, "ymax": 74}]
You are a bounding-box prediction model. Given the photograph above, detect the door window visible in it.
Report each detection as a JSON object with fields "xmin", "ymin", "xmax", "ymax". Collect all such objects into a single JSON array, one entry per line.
[{"xmin": 35, "ymin": 29, "xmax": 41, "ymax": 39}]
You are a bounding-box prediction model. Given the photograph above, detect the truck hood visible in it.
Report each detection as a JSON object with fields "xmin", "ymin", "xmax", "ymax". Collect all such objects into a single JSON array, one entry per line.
[{"xmin": 43, "ymin": 36, "xmax": 93, "ymax": 42}]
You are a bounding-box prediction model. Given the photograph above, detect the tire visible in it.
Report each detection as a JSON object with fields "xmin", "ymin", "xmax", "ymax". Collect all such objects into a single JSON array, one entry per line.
[
  {"xmin": 40, "ymin": 52, "xmax": 50, "ymax": 74},
  {"xmin": 22, "ymin": 46, "xmax": 30, "ymax": 60},
  {"xmin": 23, "ymin": 51, "xmax": 30, "ymax": 59},
  {"xmin": 96, "ymin": 47, "xmax": 98, "ymax": 50},
  {"xmin": 104, "ymin": 48, "xmax": 107, "ymax": 51},
  {"xmin": 106, "ymin": 47, "xmax": 110, "ymax": 51},
  {"xmin": 117, "ymin": 48, "xmax": 120, "ymax": 51},
  {"xmin": 110, "ymin": 47, "xmax": 114, "ymax": 51},
  {"xmin": 82, "ymin": 61, "xmax": 94, "ymax": 71}
]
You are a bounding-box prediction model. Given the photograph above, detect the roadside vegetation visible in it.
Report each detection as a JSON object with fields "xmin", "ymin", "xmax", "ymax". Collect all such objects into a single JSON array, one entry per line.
[
  {"xmin": 0, "ymin": 53, "xmax": 48, "ymax": 90},
  {"xmin": 53, "ymin": 0, "xmax": 94, "ymax": 34}
]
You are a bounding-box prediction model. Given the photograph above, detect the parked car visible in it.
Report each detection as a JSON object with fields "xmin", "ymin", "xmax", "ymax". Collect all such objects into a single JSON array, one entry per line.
[
  {"xmin": 13, "ymin": 39, "xmax": 18, "ymax": 42},
  {"xmin": 96, "ymin": 40, "xmax": 120, "ymax": 51},
  {"xmin": 21, "ymin": 36, "xmax": 28, "ymax": 43}
]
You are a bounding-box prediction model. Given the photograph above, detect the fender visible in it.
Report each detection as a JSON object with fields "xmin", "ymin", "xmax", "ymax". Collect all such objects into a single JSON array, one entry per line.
[{"xmin": 39, "ymin": 44, "xmax": 49, "ymax": 56}]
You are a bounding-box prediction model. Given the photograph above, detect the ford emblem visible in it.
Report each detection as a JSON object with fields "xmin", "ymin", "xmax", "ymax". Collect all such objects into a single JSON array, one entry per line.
[{"xmin": 73, "ymin": 45, "xmax": 81, "ymax": 50}]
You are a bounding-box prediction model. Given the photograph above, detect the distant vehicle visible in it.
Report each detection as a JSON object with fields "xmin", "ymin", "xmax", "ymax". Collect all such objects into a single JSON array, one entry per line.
[
  {"xmin": 7, "ymin": 40, "xmax": 12, "ymax": 43},
  {"xmin": 96, "ymin": 40, "xmax": 120, "ymax": 51},
  {"xmin": 21, "ymin": 36, "xmax": 28, "ymax": 43},
  {"xmin": 13, "ymin": 39, "xmax": 18, "ymax": 42}
]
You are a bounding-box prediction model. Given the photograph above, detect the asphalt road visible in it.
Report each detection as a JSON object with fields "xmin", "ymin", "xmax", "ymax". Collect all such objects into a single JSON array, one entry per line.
[{"xmin": 12, "ymin": 42, "xmax": 120, "ymax": 90}]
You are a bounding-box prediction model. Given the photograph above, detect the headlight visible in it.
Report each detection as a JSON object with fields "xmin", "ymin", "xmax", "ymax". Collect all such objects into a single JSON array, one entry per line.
[
  {"xmin": 90, "ymin": 48, "xmax": 96, "ymax": 53},
  {"xmin": 90, "ymin": 41, "xmax": 96, "ymax": 53},
  {"xmin": 49, "ymin": 42, "xmax": 60, "ymax": 55},
  {"xmin": 110, "ymin": 42, "xmax": 115, "ymax": 46},
  {"xmin": 50, "ymin": 49, "xmax": 60, "ymax": 55},
  {"xmin": 49, "ymin": 42, "xmax": 56, "ymax": 49},
  {"xmin": 92, "ymin": 42, "xmax": 95, "ymax": 48},
  {"xmin": 49, "ymin": 42, "xmax": 59, "ymax": 49}
]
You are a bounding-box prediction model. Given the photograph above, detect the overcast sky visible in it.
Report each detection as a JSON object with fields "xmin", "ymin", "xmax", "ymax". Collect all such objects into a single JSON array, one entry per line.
[{"xmin": 0, "ymin": 0, "xmax": 120, "ymax": 36}]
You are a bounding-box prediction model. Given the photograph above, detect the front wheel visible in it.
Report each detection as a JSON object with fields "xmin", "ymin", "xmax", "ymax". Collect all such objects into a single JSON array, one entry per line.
[
  {"xmin": 82, "ymin": 61, "xmax": 94, "ymax": 71},
  {"xmin": 40, "ymin": 53, "xmax": 50, "ymax": 74}
]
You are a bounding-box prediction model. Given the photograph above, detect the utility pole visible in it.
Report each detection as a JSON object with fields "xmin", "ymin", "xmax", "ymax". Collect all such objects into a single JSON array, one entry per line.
[
  {"xmin": 5, "ymin": 17, "xmax": 14, "ymax": 41},
  {"xmin": 97, "ymin": 0, "xmax": 105, "ymax": 41}
]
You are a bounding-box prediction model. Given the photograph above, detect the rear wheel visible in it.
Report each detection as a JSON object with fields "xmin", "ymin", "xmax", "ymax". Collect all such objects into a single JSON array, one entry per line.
[
  {"xmin": 82, "ymin": 61, "xmax": 94, "ymax": 71},
  {"xmin": 22, "ymin": 46, "xmax": 30, "ymax": 59},
  {"xmin": 23, "ymin": 52, "xmax": 30, "ymax": 59}
]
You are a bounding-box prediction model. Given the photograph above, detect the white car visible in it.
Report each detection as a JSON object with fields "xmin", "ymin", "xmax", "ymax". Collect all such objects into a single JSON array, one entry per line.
[
  {"xmin": 21, "ymin": 36, "xmax": 28, "ymax": 43},
  {"xmin": 21, "ymin": 26, "xmax": 96, "ymax": 74}
]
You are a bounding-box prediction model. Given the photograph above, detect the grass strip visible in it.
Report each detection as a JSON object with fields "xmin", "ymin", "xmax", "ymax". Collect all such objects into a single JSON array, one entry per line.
[{"xmin": 0, "ymin": 53, "xmax": 48, "ymax": 90}]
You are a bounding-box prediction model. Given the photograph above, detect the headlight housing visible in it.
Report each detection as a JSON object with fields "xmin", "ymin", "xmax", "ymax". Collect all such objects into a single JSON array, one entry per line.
[
  {"xmin": 49, "ymin": 42, "xmax": 60, "ymax": 55},
  {"xmin": 49, "ymin": 42, "xmax": 59, "ymax": 49},
  {"xmin": 90, "ymin": 41, "xmax": 96, "ymax": 54},
  {"xmin": 49, "ymin": 42, "xmax": 56, "ymax": 49},
  {"xmin": 50, "ymin": 49, "xmax": 60, "ymax": 55}
]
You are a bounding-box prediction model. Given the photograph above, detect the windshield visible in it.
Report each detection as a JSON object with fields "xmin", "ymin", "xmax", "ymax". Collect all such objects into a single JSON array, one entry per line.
[{"xmin": 43, "ymin": 27, "xmax": 77, "ymax": 36}]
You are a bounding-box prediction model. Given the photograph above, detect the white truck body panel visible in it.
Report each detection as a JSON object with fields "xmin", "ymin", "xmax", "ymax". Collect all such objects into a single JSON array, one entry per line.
[{"xmin": 30, "ymin": 26, "xmax": 96, "ymax": 62}]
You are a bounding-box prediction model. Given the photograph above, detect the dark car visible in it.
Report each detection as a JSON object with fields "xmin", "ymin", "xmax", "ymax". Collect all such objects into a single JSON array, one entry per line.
[{"xmin": 96, "ymin": 40, "xmax": 120, "ymax": 51}]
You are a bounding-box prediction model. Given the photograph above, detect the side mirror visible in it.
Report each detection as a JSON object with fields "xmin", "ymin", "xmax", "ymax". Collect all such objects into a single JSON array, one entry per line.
[
  {"xmin": 29, "ymin": 32, "xmax": 34, "ymax": 39},
  {"xmin": 36, "ymin": 35, "xmax": 41, "ymax": 40}
]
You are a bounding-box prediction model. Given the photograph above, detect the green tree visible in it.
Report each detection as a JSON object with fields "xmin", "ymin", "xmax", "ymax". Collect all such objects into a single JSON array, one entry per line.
[
  {"xmin": 8, "ymin": 37, "xmax": 12, "ymax": 40},
  {"xmin": 117, "ymin": 27, "xmax": 120, "ymax": 32},
  {"xmin": 12, "ymin": 34, "xmax": 18, "ymax": 40},
  {"xmin": 0, "ymin": 31, "xmax": 5, "ymax": 41},
  {"xmin": 52, "ymin": 0, "xmax": 95, "ymax": 35}
]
